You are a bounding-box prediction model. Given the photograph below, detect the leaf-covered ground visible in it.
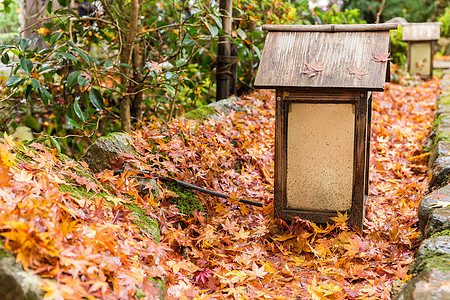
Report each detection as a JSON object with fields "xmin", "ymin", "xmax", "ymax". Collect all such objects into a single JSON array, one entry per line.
[{"xmin": 0, "ymin": 77, "xmax": 441, "ymax": 299}]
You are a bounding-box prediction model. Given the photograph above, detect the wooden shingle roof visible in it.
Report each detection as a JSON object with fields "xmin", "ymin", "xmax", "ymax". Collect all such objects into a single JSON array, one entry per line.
[
  {"xmin": 402, "ymin": 23, "xmax": 441, "ymax": 42},
  {"xmin": 254, "ymin": 24, "xmax": 398, "ymax": 91}
]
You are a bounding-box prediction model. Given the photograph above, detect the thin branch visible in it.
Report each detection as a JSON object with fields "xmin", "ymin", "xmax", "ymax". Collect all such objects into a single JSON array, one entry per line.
[{"xmin": 376, "ymin": 0, "xmax": 386, "ymax": 24}]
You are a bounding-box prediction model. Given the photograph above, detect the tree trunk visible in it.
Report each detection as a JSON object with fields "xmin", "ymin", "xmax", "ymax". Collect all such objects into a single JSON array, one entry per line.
[
  {"xmin": 118, "ymin": 0, "xmax": 140, "ymax": 132},
  {"xmin": 19, "ymin": 0, "xmax": 49, "ymax": 49},
  {"xmin": 131, "ymin": 0, "xmax": 143, "ymax": 123},
  {"xmin": 216, "ymin": 0, "xmax": 233, "ymax": 101}
]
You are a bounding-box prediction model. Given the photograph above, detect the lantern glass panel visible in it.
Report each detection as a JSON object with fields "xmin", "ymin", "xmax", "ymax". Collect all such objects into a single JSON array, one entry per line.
[
  {"xmin": 286, "ymin": 103, "xmax": 355, "ymax": 211},
  {"xmin": 410, "ymin": 42, "xmax": 431, "ymax": 75}
]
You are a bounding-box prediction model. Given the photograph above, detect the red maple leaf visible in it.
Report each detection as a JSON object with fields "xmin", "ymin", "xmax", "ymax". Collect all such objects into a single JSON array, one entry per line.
[
  {"xmin": 347, "ymin": 65, "xmax": 369, "ymax": 79},
  {"xmin": 194, "ymin": 268, "xmax": 212, "ymax": 284},
  {"xmin": 301, "ymin": 60, "xmax": 325, "ymax": 77},
  {"xmin": 371, "ymin": 50, "xmax": 391, "ymax": 63}
]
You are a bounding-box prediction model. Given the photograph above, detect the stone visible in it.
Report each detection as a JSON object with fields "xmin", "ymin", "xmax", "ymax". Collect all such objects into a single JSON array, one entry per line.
[
  {"xmin": 393, "ymin": 268, "xmax": 450, "ymax": 300},
  {"xmin": 418, "ymin": 236, "xmax": 450, "ymax": 257},
  {"xmin": 409, "ymin": 236, "xmax": 450, "ymax": 275},
  {"xmin": 208, "ymin": 96, "xmax": 246, "ymax": 118},
  {"xmin": 12, "ymin": 126, "xmax": 33, "ymax": 142},
  {"xmin": 0, "ymin": 249, "xmax": 43, "ymax": 300},
  {"xmin": 183, "ymin": 96, "xmax": 246, "ymax": 121},
  {"xmin": 424, "ymin": 207, "xmax": 450, "ymax": 238},
  {"xmin": 428, "ymin": 141, "xmax": 450, "ymax": 168},
  {"xmin": 82, "ymin": 132, "xmax": 133, "ymax": 173},
  {"xmin": 418, "ymin": 185, "xmax": 450, "ymax": 234},
  {"xmin": 429, "ymin": 162, "xmax": 450, "ymax": 191}
]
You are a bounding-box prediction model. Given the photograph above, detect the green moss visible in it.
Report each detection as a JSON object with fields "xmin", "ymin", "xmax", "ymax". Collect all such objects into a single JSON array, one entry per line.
[
  {"xmin": 135, "ymin": 276, "xmax": 165, "ymax": 299},
  {"xmin": 182, "ymin": 106, "xmax": 217, "ymax": 121},
  {"xmin": 440, "ymin": 95, "xmax": 450, "ymax": 106},
  {"xmin": 410, "ymin": 241, "xmax": 450, "ymax": 274},
  {"xmin": 433, "ymin": 69, "xmax": 445, "ymax": 79},
  {"xmin": 441, "ymin": 174, "xmax": 450, "ymax": 187},
  {"xmin": 22, "ymin": 115, "xmax": 41, "ymax": 132},
  {"xmin": 166, "ymin": 183, "xmax": 205, "ymax": 216},
  {"xmin": 431, "ymin": 229, "xmax": 450, "ymax": 238},
  {"xmin": 425, "ymin": 131, "xmax": 450, "ymax": 152},
  {"xmin": 125, "ymin": 203, "xmax": 160, "ymax": 242},
  {"xmin": 0, "ymin": 240, "xmax": 11, "ymax": 258},
  {"xmin": 412, "ymin": 256, "xmax": 450, "ymax": 274}
]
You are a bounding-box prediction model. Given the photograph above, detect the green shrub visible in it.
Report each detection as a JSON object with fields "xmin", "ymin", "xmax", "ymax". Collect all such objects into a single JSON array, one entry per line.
[
  {"xmin": 438, "ymin": 7, "xmax": 450, "ymax": 37},
  {"xmin": 344, "ymin": 0, "xmax": 436, "ymax": 23},
  {"xmin": 390, "ymin": 27, "xmax": 408, "ymax": 68},
  {"xmin": 0, "ymin": 0, "xmax": 20, "ymax": 33}
]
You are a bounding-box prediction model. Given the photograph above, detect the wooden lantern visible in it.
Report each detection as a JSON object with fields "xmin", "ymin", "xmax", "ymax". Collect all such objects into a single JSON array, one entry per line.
[
  {"xmin": 402, "ymin": 23, "xmax": 441, "ymax": 78},
  {"xmin": 254, "ymin": 24, "xmax": 397, "ymax": 227}
]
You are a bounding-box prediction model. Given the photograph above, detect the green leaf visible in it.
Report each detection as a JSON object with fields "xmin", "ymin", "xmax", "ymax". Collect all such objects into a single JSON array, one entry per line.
[
  {"xmin": 163, "ymin": 83, "xmax": 175, "ymax": 96},
  {"xmin": 56, "ymin": 52, "xmax": 77, "ymax": 62},
  {"xmin": 24, "ymin": 85, "xmax": 32, "ymax": 101},
  {"xmin": 50, "ymin": 32, "xmax": 63, "ymax": 45},
  {"xmin": 10, "ymin": 49, "xmax": 20, "ymax": 57},
  {"xmin": 210, "ymin": 14, "xmax": 222, "ymax": 29},
  {"xmin": 49, "ymin": 136, "xmax": 61, "ymax": 153},
  {"xmin": 30, "ymin": 78, "xmax": 41, "ymax": 90},
  {"xmin": 67, "ymin": 118, "xmax": 81, "ymax": 129},
  {"xmin": 5, "ymin": 76, "xmax": 21, "ymax": 87},
  {"xmin": 183, "ymin": 38, "xmax": 195, "ymax": 47},
  {"xmin": 72, "ymin": 47, "xmax": 90, "ymax": 65},
  {"xmin": 67, "ymin": 41, "xmax": 91, "ymax": 65},
  {"xmin": 104, "ymin": 61, "xmax": 114, "ymax": 68},
  {"xmin": 57, "ymin": 0, "xmax": 69, "ymax": 7},
  {"xmin": 19, "ymin": 39, "xmax": 31, "ymax": 52},
  {"xmin": 20, "ymin": 58, "xmax": 33, "ymax": 75},
  {"xmin": 38, "ymin": 66, "xmax": 55, "ymax": 74},
  {"xmin": 165, "ymin": 71, "xmax": 176, "ymax": 80},
  {"xmin": 73, "ymin": 98, "xmax": 86, "ymax": 122},
  {"xmin": 88, "ymin": 56, "xmax": 100, "ymax": 64},
  {"xmin": 38, "ymin": 87, "xmax": 53, "ymax": 107},
  {"xmin": 176, "ymin": 58, "xmax": 187, "ymax": 66},
  {"xmin": 252, "ymin": 44, "xmax": 261, "ymax": 59},
  {"xmin": 191, "ymin": 7, "xmax": 202, "ymax": 15},
  {"xmin": 89, "ymin": 88, "xmax": 104, "ymax": 110},
  {"xmin": 114, "ymin": 81, "xmax": 127, "ymax": 90},
  {"xmin": 78, "ymin": 74, "xmax": 89, "ymax": 86},
  {"xmin": 1, "ymin": 53, "xmax": 10, "ymax": 65},
  {"xmin": 237, "ymin": 28, "xmax": 247, "ymax": 40},
  {"xmin": 207, "ymin": 24, "xmax": 219, "ymax": 37},
  {"xmin": 67, "ymin": 70, "xmax": 81, "ymax": 88},
  {"xmin": 54, "ymin": 8, "xmax": 79, "ymax": 18},
  {"xmin": 119, "ymin": 62, "xmax": 134, "ymax": 71}
]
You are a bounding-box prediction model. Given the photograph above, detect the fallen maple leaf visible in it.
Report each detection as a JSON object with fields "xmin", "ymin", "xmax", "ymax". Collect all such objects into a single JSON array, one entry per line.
[
  {"xmin": 371, "ymin": 50, "xmax": 391, "ymax": 63},
  {"xmin": 347, "ymin": 65, "xmax": 369, "ymax": 79},
  {"xmin": 194, "ymin": 268, "xmax": 212, "ymax": 284},
  {"xmin": 302, "ymin": 60, "xmax": 325, "ymax": 77},
  {"xmin": 246, "ymin": 262, "xmax": 268, "ymax": 279}
]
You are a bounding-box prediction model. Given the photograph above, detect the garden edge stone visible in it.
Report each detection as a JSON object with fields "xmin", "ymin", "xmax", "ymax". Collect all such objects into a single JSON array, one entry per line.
[{"xmin": 392, "ymin": 69, "xmax": 450, "ymax": 300}]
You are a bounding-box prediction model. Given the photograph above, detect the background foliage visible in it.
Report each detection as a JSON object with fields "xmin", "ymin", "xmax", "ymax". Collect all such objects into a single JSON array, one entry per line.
[
  {"xmin": 343, "ymin": 0, "xmax": 436, "ymax": 23},
  {"xmin": 0, "ymin": 0, "xmax": 433, "ymax": 157}
]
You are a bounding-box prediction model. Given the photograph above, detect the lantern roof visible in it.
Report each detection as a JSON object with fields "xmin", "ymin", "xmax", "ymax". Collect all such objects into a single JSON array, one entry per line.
[
  {"xmin": 254, "ymin": 24, "xmax": 397, "ymax": 91},
  {"xmin": 402, "ymin": 22, "xmax": 441, "ymax": 42}
]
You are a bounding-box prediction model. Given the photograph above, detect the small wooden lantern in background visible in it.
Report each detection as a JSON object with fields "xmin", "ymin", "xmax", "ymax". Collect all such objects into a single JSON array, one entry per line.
[
  {"xmin": 254, "ymin": 24, "xmax": 397, "ymax": 228},
  {"xmin": 402, "ymin": 23, "xmax": 441, "ymax": 78}
]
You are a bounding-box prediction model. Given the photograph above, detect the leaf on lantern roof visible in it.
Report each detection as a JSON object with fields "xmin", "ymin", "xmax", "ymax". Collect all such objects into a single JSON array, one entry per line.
[
  {"xmin": 371, "ymin": 50, "xmax": 391, "ymax": 63},
  {"xmin": 301, "ymin": 60, "xmax": 325, "ymax": 78},
  {"xmin": 347, "ymin": 65, "xmax": 369, "ymax": 79}
]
